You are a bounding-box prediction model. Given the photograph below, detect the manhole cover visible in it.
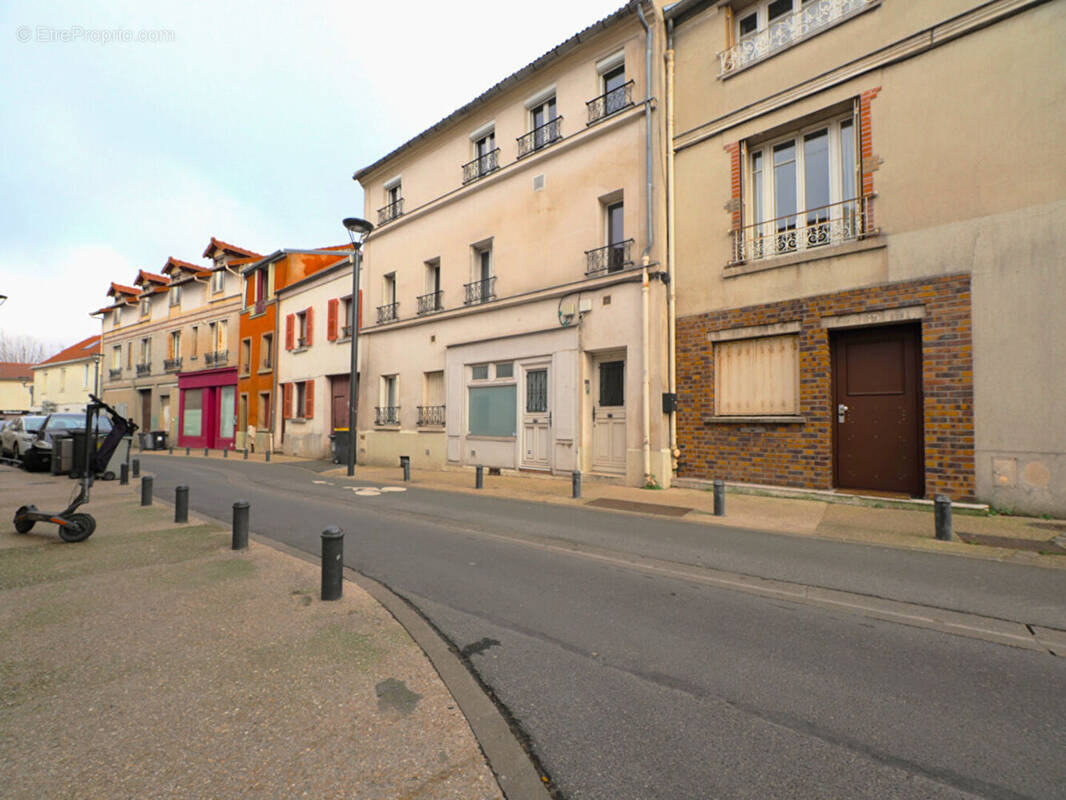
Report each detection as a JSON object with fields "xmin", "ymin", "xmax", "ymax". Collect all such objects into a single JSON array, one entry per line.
[
  {"xmin": 586, "ymin": 498, "xmax": 691, "ymax": 517},
  {"xmin": 956, "ymin": 531, "xmax": 1066, "ymax": 554}
]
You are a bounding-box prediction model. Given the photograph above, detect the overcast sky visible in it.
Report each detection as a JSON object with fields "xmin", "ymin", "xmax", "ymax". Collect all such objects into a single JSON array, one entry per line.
[{"xmin": 0, "ymin": 0, "xmax": 624, "ymax": 356}]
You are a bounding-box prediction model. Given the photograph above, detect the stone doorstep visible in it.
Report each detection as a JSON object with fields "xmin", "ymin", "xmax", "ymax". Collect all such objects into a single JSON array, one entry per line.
[{"xmin": 673, "ymin": 477, "xmax": 991, "ymax": 515}]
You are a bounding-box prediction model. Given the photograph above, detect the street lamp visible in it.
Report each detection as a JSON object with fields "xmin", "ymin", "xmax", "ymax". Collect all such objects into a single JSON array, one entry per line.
[
  {"xmin": 342, "ymin": 216, "xmax": 374, "ymax": 477},
  {"xmin": 0, "ymin": 294, "xmax": 7, "ymax": 306}
]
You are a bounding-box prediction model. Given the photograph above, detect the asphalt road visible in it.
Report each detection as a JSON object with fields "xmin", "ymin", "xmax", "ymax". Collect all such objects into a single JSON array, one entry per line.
[{"xmin": 142, "ymin": 456, "xmax": 1066, "ymax": 799}]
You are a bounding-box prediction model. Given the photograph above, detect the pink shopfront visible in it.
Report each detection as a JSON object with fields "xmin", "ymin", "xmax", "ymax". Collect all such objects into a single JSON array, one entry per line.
[{"xmin": 178, "ymin": 367, "xmax": 238, "ymax": 449}]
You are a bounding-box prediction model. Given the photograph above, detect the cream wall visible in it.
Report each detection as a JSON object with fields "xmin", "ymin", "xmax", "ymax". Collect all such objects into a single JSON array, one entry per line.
[
  {"xmin": 34, "ymin": 358, "xmax": 100, "ymax": 413},
  {"xmin": 0, "ymin": 379, "xmax": 33, "ymax": 413},
  {"xmin": 671, "ymin": 0, "xmax": 1066, "ymax": 513}
]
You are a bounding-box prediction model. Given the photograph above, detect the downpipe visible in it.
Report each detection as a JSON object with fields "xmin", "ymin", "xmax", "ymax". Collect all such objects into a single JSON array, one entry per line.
[{"xmin": 638, "ymin": 3, "xmax": 654, "ymax": 486}]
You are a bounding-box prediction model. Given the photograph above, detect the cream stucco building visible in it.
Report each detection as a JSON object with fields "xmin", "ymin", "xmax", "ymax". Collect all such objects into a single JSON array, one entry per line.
[
  {"xmin": 32, "ymin": 335, "xmax": 101, "ymax": 413},
  {"xmin": 666, "ymin": 0, "xmax": 1065, "ymax": 514},
  {"xmin": 353, "ymin": 1, "xmax": 674, "ymax": 486}
]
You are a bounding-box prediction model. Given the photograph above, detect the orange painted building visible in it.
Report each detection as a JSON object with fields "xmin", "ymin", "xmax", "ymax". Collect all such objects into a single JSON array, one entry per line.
[{"xmin": 235, "ymin": 246, "xmax": 352, "ymax": 452}]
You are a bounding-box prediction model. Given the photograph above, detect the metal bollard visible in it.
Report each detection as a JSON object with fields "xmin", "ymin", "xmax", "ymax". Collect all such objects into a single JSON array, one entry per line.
[
  {"xmin": 232, "ymin": 500, "xmax": 249, "ymax": 550},
  {"xmin": 243, "ymin": 448, "xmax": 248, "ymax": 460},
  {"xmin": 186, "ymin": 447, "xmax": 190, "ymax": 456},
  {"xmin": 204, "ymin": 447, "xmax": 209, "ymax": 457},
  {"xmin": 120, "ymin": 462, "xmax": 129, "ymax": 485},
  {"xmin": 401, "ymin": 456, "xmax": 410, "ymax": 482},
  {"xmin": 713, "ymin": 479, "xmax": 726, "ymax": 516},
  {"xmin": 140, "ymin": 475, "xmax": 153, "ymax": 506},
  {"xmin": 169, "ymin": 445, "xmax": 173, "ymax": 456},
  {"xmin": 265, "ymin": 450, "xmax": 270, "ymax": 462},
  {"xmin": 321, "ymin": 527, "xmax": 344, "ymax": 601},
  {"xmin": 572, "ymin": 469, "xmax": 582, "ymax": 499},
  {"xmin": 475, "ymin": 464, "xmax": 484, "ymax": 489},
  {"xmin": 132, "ymin": 457, "xmax": 140, "ymax": 478},
  {"xmin": 223, "ymin": 448, "xmax": 228, "ymax": 458},
  {"xmin": 934, "ymin": 495, "xmax": 953, "ymax": 541},
  {"xmin": 175, "ymin": 485, "xmax": 189, "ymax": 523}
]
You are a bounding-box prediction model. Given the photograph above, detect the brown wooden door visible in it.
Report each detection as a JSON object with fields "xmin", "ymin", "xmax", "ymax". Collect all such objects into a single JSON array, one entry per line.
[
  {"xmin": 330, "ymin": 374, "xmax": 351, "ymax": 431},
  {"xmin": 140, "ymin": 390, "xmax": 152, "ymax": 431},
  {"xmin": 832, "ymin": 324, "xmax": 923, "ymax": 495}
]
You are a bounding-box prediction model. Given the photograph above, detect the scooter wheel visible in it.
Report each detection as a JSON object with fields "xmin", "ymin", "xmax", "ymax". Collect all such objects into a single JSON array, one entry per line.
[
  {"xmin": 59, "ymin": 513, "xmax": 96, "ymax": 543},
  {"xmin": 14, "ymin": 505, "xmax": 36, "ymax": 534}
]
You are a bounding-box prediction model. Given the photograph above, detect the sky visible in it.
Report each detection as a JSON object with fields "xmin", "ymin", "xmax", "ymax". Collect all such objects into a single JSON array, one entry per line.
[{"xmin": 0, "ymin": 0, "xmax": 626, "ymax": 356}]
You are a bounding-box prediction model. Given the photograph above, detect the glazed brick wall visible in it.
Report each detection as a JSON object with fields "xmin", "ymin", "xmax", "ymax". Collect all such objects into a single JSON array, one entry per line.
[{"xmin": 676, "ymin": 274, "xmax": 975, "ymax": 500}]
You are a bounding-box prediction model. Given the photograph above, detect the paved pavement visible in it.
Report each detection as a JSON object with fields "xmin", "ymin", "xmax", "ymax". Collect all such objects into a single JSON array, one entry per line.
[{"xmin": 0, "ymin": 466, "xmax": 506, "ymax": 799}]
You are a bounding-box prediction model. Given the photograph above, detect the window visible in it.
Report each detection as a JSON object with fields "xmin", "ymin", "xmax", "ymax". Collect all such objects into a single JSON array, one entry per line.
[
  {"xmin": 465, "ymin": 245, "xmax": 495, "ymax": 305},
  {"xmin": 261, "ymin": 333, "xmax": 273, "ymax": 369},
  {"xmin": 377, "ymin": 375, "xmax": 399, "ymax": 425},
  {"xmin": 215, "ymin": 320, "xmax": 227, "ymax": 351},
  {"xmin": 379, "ymin": 178, "xmax": 404, "ymax": 224},
  {"xmin": 111, "ymin": 345, "xmax": 121, "ymax": 370},
  {"xmin": 168, "ymin": 330, "xmax": 181, "ymax": 359},
  {"xmin": 140, "ymin": 338, "xmax": 151, "ymax": 365},
  {"xmin": 212, "ymin": 269, "xmax": 225, "ymax": 293},
  {"xmin": 127, "ymin": 342, "xmax": 133, "ymax": 369},
  {"xmin": 83, "ymin": 363, "xmax": 90, "ymax": 388},
  {"xmin": 471, "ymin": 364, "xmax": 489, "ymax": 381},
  {"xmin": 378, "ymin": 274, "xmax": 398, "ymax": 323},
  {"xmin": 495, "ymin": 362, "xmax": 514, "ymax": 379},
  {"xmin": 341, "ymin": 296, "xmax": 354, "ymax": 336},
  {"xmin": 191, "ymin": 326, "xmax": 199, "ymax": 358},
  {"xmin": 464, "ymin": 127, "xmax": 499, "ymax": 183},
  {"xmin": 419, "ymin": 260, "xmax": 442, "ymax": 314},
  {"xmin": 296, "ymin": 311, "xmax": 308, "ymax": 347},
  {"xmin": 169, "ymin": 285, "xmax": 181, "ymax": 307},
  {"xmin": 254, "ymin": 269, "xmax": 267, "ymax": 312},
  {"xmin": 519, "ymin": 93, "xmax": 561, "ymax": 157},
  {"xmin": 526, "ymin": 369, "xmax": 547, "ymax": 413},
  {"xmin": 140, "ymin": 297, "xmax": 151, "ymax": 317},
  {"xmin": 467, "ymin": 358, "xmax": 517, "ymax": 437},
  {"xmin": 599, "ymin": 361, "xmax": 625, "ymax": 406},
  {"xmin": 295, "ymin": 382, "xmax": 306, "ymax": 418},
  {"xmin": 419, "ymin": 370, "xmax": 445, "ymax": 426},
  {"xmin": 257, "ymin": 391, "xmax": 270, "ymax": 428},
  {"xmin": 714, "ymin": 334, "xmax": 799, "ymax": 415},
  {"xmin": 240, "ymin": 338, "xmax": 252, "ymax": 375},
  {"xmin": 741, "ymin": 115, "xmax": 860, "ymax": 261}
]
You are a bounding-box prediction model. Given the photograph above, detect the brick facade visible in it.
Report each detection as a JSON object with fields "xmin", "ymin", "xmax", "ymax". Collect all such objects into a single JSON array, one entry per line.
[{"xmin": 676, "ymin": 274, "xmax": 975, "ymax": 500}]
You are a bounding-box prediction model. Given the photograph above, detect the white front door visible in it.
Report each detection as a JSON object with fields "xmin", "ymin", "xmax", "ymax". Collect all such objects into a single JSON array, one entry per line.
[
  {"xmin": 591, "ymin": 357, "xmax": 626, "ymax": 474},
  {"xmin": 521, "ymin": 366, "xmax": 551, "ymax": 470}
]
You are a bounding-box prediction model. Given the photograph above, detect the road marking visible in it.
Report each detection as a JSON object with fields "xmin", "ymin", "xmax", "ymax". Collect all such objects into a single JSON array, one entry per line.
[
  {"xmin": 313, "ymin": 480, "xmax": 334, "ymax": 485},
  {"xmin": 380, "ymin": 487, "xmax": 407, "ymax": 493},
  {"xmin": 353, "ymin": 488, "xmax": 382, "ymax": 496}
]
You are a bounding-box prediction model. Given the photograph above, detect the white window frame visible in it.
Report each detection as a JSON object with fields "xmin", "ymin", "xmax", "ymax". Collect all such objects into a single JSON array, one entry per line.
[
  {"xmin": 212, "ymin": 269, "xmax": 225, "ymax": 293},
  {"xmin": 169, "ymin": 285, "xmax": 181, "ymax": 307}
]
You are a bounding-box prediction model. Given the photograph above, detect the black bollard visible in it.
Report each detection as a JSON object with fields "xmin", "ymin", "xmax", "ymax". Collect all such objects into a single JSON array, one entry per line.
[
  {"xmin": 713, "ymin": 479, "xmax": 726, "ymax": 516},
  {"xmin": 232, "ymin": 500, "xmax": 249, "ymax": 550},
  {"xmin": 223, "ymin": 448, "xmax": 228, "ymax": 459},
  {"xmin": 204, "ymin": 447, "xmax": 209, "ymax": 457},
  {"xmin": 186, "ymin": 447, "xmax": 190, "ymax": 456},
  {"xmin": 934, "ymin": 495, "xmax": 953, "ymax": 541},
  {"xmin": 572, "ymin": 469, "xmax": 582, "ymax": 499},
  {"xmin": 321, "ymin": 527, "xmax": 344, "ymax": 601},
  {"xmin": 169, "ymin": 446, "xmax": 173, "ymax": 456},
  {"xmin": 120, "ymin": 462, "xmax": 129, "ymax": 485},
  {"xmin": 132, "ymin": 457, "xmax": 140, "ymax": 478},
  {"xmin": 475, "ymin": 464, "xmax": 484, "ymax": 489},
  {"xmin": 243, "ymin": 448, "xmax": 248, "ymax": 460},
  {"xmin": 140, "ymin": 475, "xmax": 153, "ymax": 506},
  {"xmin": 175, "ymin": 485, "xmax": 189, "ymax": 523},
  {"xmin": 265, "ymin": 450, "xmax": 270, "ymax": 462},
  {"xmin": 401, "ymin": 456, "xmax": 410, "ymax": 482}
]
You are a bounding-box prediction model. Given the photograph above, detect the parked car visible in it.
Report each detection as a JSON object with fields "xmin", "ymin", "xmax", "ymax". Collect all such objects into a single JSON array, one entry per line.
[
  {"xmin": 1, "ymin": 415, "xmax": 47, "ymax": 464},
  {"xmin": 20, "ymin": 413, "xmax": 113, "ymax": 472}
]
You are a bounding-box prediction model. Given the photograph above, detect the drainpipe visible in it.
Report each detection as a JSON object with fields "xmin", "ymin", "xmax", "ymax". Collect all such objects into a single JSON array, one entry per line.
[
  {"xmin": 637, "ymin": 3, "xmax": 654, "ymax": 485},
  {"xmin": 666, "ymin": 19, "xmax": 678, "ymax": 477}
]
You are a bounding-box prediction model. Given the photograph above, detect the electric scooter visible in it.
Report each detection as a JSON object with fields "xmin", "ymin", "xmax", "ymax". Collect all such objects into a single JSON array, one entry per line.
[{"xmin": 12, "ymin": 394, "xmax": 137, "ymax": 543}]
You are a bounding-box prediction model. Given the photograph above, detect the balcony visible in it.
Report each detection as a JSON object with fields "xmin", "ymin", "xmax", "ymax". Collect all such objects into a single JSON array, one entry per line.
[
  {"xmin": 164, "ymin": 357, "xmax": 183, "ymax": 373},
  {"xmin": 587, "ymin": 80, "xmax": 634, "ymax": 125},
  {"xmin": 516, "ymin": 117, "xmax": 563, "ymax": 159},
  {"xmin": 377, "ymin": 303, "xmax": 399, "ymax": 324},
  {"xmin": 204, "ymin": 350, "xmax": 229, "ymax": 366},
  {"xmin": 417, "ymin": 291, "xmax": 444, "ymax": 315},
  {"xmin": 729, "ymin": 196, "xmax": 874, "ymax": 265},
  {"xmin": 377, "ymin": 197, "xmax": 404, "ymax": 225},
  {"xmin": 464, "ymin": 276, "xmax": 496, "ymax": 305},
  {"xmin": 417, "ymin": 405, "xmax": 446, "ymax": 427},
  {"xmin": 718, "ymin": 0, "xmax": 874, "ymax": 77},
  {"xmin": 585, "ymin": 239, "xmax": 635, "ymax": 276},
  {"xmin": 462, "ymin": 148, "xmax": 500, "ymax": 185},
  {"xmin": 136, "ymin": 362, "xmax": 151, "ymax": 376},
  {"xmin": 108, "ymin": 368, "xmax": 122, "ymax": 380},
  {"xmin": 375, "ymin": 406, "xmax": 400, "ymax": 426}
]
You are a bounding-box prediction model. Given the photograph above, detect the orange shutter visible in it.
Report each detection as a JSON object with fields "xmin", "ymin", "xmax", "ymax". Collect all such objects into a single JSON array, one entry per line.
[
  {"xmin": 282, "ymin": 382, "xmax": 292, "ymax": 419},
  {"xmin": 305, "ymin": 307, "xmax": 314, "ymax": 347},
  {"xmin": 327, "ymin": 298, "xmax": 338, "ymax": 341},
  {"xmin": 285, "ymin": 314, "xmax": 294, "ymax": 351},
  {"xmin": 304, "ymin": 380, "xmax": 314, "ymax": 420}
]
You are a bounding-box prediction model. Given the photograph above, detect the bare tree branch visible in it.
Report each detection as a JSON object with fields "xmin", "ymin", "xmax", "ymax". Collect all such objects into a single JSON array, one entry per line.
[{"xmin": 0, "ymin": 330, "xmax": 67, "ymax": 363}]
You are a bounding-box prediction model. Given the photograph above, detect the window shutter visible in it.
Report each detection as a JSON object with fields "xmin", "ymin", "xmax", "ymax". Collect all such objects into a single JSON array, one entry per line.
[
  {"xmin": 714, "ymin": 335, "xmax": 799, "ymax": 415},
  {"xmin": 285, "ymin": 314, "xmax": 295, "ymax": 351},
  {"xmin": 282, "ymin": 382, "xmax": 292, "ymax": 419},
  {"xmin": 327, "ymin": 298, "xmax": 339, "ymax": 341},
  {"xmin": 304, "ymin": 380, "xmax": 314, "ymax": 420},
  {"xmin": 305, "ymin": 307, "xmax": 314, "ymax": 347}
]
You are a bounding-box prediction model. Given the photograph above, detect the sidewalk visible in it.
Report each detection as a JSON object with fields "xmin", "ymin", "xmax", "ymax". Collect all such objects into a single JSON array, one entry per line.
[{"xmin": 0, "ymin": 467, "xmax": 504, "ymax": 799}]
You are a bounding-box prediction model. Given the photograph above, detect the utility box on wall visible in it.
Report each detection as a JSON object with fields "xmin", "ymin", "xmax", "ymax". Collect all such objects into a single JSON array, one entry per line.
[{"xmin": 662, "ymin": 392, "xmax": 678, "ymax": 414}]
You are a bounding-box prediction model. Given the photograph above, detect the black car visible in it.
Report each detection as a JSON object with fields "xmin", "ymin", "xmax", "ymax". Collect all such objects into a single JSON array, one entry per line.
[{"xmin": 23, "ymin": 413, "xmax": 113, "ymax": 471}]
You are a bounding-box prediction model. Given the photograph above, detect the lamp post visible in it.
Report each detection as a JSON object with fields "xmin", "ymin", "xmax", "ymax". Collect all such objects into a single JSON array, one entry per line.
[{"xmin": 342, "ymin": 217, "xmax": 374, "ymax": 477}]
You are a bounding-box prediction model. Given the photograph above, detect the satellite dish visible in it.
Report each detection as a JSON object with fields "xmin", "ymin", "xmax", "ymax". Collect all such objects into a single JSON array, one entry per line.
[{"xmin": 558, "ymin": 298, "xmax": 577, "ymax": 327}]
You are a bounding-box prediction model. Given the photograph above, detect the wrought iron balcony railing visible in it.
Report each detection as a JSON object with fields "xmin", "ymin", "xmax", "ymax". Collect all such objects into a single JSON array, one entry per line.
[
  {"xmin": 377, "ymin": 302, "xmax": 399, "ymax": 324},
  {"xmin": 108, "ymin": 368, "xmax": 122, "ymax": 380},
  {"xmin": 375, "ymin": 406, "xmax": 400, "ymax": 426},
  {"xmin": 136, "ymin": 362, "xmax": 151, "ymax": 376},
  {"xmin": 464, "ymin": 276, "xmax": 496, "ymax": 305},
  {"xmin": 516, "ymin": 116, "xmax": 563, "ymax": 159},
  {"xmin": 377, "ymin": 197, "xmax": 404, "ymax": 225},
  {"xmin": 729, "ymin": 196, "xmax": 874, "ymax": 265},
  {"xmin": 585, "ymin": 239, "xmax": 635, "ymax": 276},
  {"xmin": 718, "ymin": 0, "xmax": 873, "ymax": 76},
  {"xmin": 462, "ymin": 148, "xmax": 500, "ymax": 184},
  {"xmin": 417, "ymin": 291, "xmax": 444, "ymax": 315},
  {"xmin": 587, "ymin": 80, "xmax": 634, "ymax": 124},
  {"xmin": 204, "ymin": 350, "xmax": 229, "ymax": 366},
  {"xmin": 164, "ymin": 357, "xmax": 182, "ymax": 372},
  {"xmin": 417, "ymin": 405, "xmax": 446, "ymax": 427}
]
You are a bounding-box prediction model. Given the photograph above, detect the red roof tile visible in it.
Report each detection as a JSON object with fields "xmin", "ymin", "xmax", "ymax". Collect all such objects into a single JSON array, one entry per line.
[
  {"xmin": 107, "ymin": 282, "xmax": 139, "ymax": 298},
  {"xmin": 135, "ymin": 269, "xmax": 169, "ymax": 287},
  {"xmin": 36, "ymin": 335, "xmax": 101, "ymax": 367},
  {"xmin": 0, "ymin": 362, "xmax": 34, "ymax": 381},
  {"xmin": 163, "ymin": 257, "xmax": 211, "ymax": 277},
  {"xmin": 203, "ymin": 237, "xmax": 262, "ymax": 259}
]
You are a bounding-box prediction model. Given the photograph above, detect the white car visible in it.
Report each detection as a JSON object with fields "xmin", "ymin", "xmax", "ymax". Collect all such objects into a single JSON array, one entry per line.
[{"xmin": 1, "ymin": 415, "xmax": 47, "ymax": 465}]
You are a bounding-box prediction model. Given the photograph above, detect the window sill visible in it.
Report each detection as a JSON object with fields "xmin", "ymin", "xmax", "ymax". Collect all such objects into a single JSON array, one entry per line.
[
  {"xmin": 257, "ymin": 367, "xmax": 273, "ymax": 375},
  {"xmin": 374, "ymin": 424, "xmax": 401, "ymax": 430},
  {"xmin": 704, "ymin": 415, "xmax": 806, "ymax": 425},
  {"xmin": 288, "ymin": 417, "xmax": 307, "ymax": 425},
  {"xmin": 292, "ymin": 346, "xmax": 309, "ymax": 354},
  {"xmin": 466, "ymin": 434, "xmax": 516, "ymax": 441},
  {"xmin": 724, "ymin": 236, "xmax": 884, "ymax": 278},
  {"xmin": 417, "ymin": 425, "xmax": 445, "ymax": 432}
]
